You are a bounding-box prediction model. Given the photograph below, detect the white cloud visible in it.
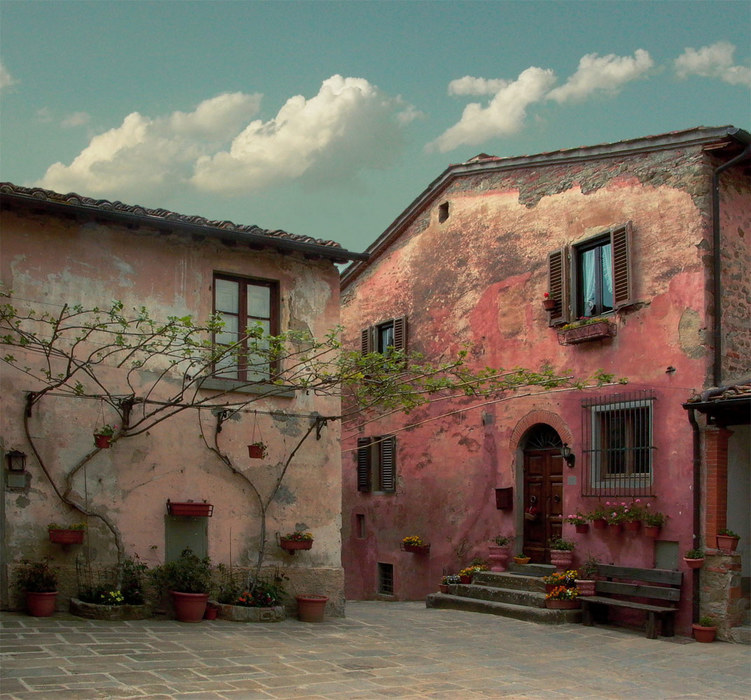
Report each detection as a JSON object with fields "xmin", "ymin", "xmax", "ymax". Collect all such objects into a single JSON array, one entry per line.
[
  {"xmin": 547, "ymin": 49, "xmax": 653, "ymax": 103},
  {"xmin": 36, "ymin": 92, "xmax": 262, "ymax": 198},
  {"xmin": 448, "ymin": 76, "xmax": 509, "ymax": 96},
  {"xmin": 61, "ymin": 112, "xmax": 91, "ymax": 128},
  {"xmin": 192, "ymin": 75, "xmax": 417, "ymax": 194},
  {"xmin": 426, "ymin": 67, "xmax": 556, "ymax": 153},
  {"xmin": 675, "ymin": 41, "xmax": 751, "ymax": 87},
  {"xmin": 0, "ymin": 61, "xmax": 18, "ymax": 92}
]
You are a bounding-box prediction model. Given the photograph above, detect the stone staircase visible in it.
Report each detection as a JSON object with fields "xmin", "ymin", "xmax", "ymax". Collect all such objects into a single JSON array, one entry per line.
[{"xmin": 426, "ymin": 563, "xmax": 582, "ymax": 625}]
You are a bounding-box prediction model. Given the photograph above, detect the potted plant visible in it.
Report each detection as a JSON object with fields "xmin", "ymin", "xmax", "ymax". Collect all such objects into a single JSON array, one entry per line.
[
  {"xmin": 402, "ymin": 535, "xmax": 430, "ymax": 554},
  {"xmin": 575, "ymin": 554, "xmax": 599, "ymax": 596},
  {"xmin": 488, "ymin": 534, "xmax": 511, "ymax": 571},
  {"xmin": 439, "ymin": 574, "xmax": 460, "ymax": 593},
  {"xmin": 542, "ymin": 569, "xmax": 578, "ymax": 593},
  {"xmin": 643, "ymin": 507, "xmax": 668, "ymax": 537},
  {"xmin": 566, "ymin": 512, "xmax": 589, "ymax": 534},
  {"xmin": 588, "ymin": 504, "xmax": 608, "ymax": 530},
  {"xmin": 692, "ymin": 615, "xmax": 717, "ymax": 643},
  {"xmin": 622, "ymin": 500, "xmax": 644, "ymax": 531},
  {"xmin": 48, "ymin": 521, "xmax": 86, "ymax": 544},
  {"xmin": 557, "ymin": 316, "xmax": 616, "ymax": 345},
  {"xmin": 605, "ymin": 501, "xmax": 628, "ymax": 533},
  {"xmin": 214, "ymin": 565, "xmax": 287, "ymax": 622},
  {"xmin": 716, "ymin": 528, "xmax": 740, "ymax": 553},
  {"xmin": 13, "ymin": 559, "xmax": 58, "ymax": 617},
  {"xmin": 248, "ymin": 441, "xmax": 267, "ymax": 459},
  {"xmin": 279, "ymin": 530, "xmax": 314, "ymax": 554},
  {"xmin": 93, "ymin": 423, "xmax": 117, "ymax": 448},
  {"xmin": 542, "ymin": 292, "xmax": 556, "ymax": 311},
  {"xmin": 513, "ymin": 552, "xmax": 531, "ymax": 565},
  {"xmin": 683, "ymin": 548, "xmax": 705, "ymax": 569},
  {"xmin": 545, "ymin": 584, "xmax": 580, "ymax": 609},
  {"xmin": 149, "ymin": 548, "xmax": 213, "ymax": 623},
  {"xmin": 549, "ymin": 537, "xmax": 575, "ymax": 570}
]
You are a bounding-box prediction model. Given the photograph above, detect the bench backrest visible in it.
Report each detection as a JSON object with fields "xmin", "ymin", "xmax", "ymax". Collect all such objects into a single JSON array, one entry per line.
[{"xmin": 595, "ymin": 564, "xmax": 682, "ymax": 603}]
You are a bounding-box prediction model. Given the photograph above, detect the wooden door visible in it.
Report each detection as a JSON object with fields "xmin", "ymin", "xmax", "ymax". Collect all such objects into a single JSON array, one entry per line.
[{"xmin": 523, "ymin": 448, "xmax": 563, "ymax": 563}]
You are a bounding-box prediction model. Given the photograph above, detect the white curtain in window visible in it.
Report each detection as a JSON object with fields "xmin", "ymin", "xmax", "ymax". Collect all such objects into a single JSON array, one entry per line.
[{"xmin": 582, "ymin": 249, "xmax": 597, "ymax": 316}]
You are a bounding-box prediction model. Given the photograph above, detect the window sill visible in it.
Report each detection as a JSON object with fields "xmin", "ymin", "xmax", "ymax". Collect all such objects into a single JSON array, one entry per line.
[
  {"xmin": 557, "ymin": 320, "xmax": 617, "ymax": 346},
  {"xmin": 199, "ymin": 377, "xmax": 295, "ymax": 398}
]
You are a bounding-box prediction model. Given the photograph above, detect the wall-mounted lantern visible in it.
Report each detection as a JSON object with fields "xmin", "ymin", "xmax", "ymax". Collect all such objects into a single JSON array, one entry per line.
[
  {"xmin": 5, "ymin": 449, "xmax": 27, "ymax": 472},
  {"xmin": 561, "ymin": 443, "xmax": 576, "ymax": 469}
]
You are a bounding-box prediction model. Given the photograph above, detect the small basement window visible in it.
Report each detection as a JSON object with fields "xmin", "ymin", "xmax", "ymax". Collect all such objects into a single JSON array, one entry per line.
[{"xmin": 378, "ymin": 563, "xmax": 394, "ymax": 595}]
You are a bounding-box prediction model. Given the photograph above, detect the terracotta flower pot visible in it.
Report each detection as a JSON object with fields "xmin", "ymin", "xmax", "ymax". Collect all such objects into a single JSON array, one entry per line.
[
  {"xmin": 170, "ymin": 591, "xmax": 209, "ymax": 623},
  {"xmin": 543, "ymin": 298, "xmax": 556, "ymax": 311},
  {"xmin": 513, "ymin": 556, "xmax": 531, "ymax": 565},
  {"xmin": 716, "ymin": 534, "xmax": 739, "ymax": 553},
  {"xmin": 488, "ymin": 545, "xmax": 510, "ymax": 572},
  {"xmin": 575, "ymin": 523, "xmax": 589, "ymax": 534},
  {"xmin": 459, "ymin": 575, "xmax": 471, "ymax": 583},
  {"xmin": 280, "ymin": 538, "xmax": 313, "ymax": 554},
  {"xmin": 609, "ymin": 522, "xmax": 623, "ymax": 534},
  {"xmin": 625, "ymin": 520, "xmax": 641, "ymax": 532},
  {"xmin": 94, "ymin": 433, "xmax": 112, "ymax": 448},
  {"xmin": 592, "ymin": 518, "xmax": 607, "ymax": 530},
  {"xmin": 248, "ymin": 443, "xmax": 266, "ymax": 459},
  {"xmin": 404, "ymin": 543, "xmax": 430, "ymax": 554},
  {"xmin": 692, "ymin": 623, "xmax": 716, "ymax": 643},
  {"xmin": 684, "ymin": 557, "xmax": 705, "ymax": 570},
  {"xmin": 550, "ymin": 549, "xmax": 574, "ymax": 570},
  {"xmin": 545, "ymin": 598, "xmax": 580, "ymax": 609},
  {"xmin": 48, "ymin": 529, "xmax": 85, "ymax": 544},
  {"xmin": 644, "ymin": 525, "xmax": 661, "ymax": 538},
  {"xmin": 438, "ymin": 584, "xmax": 449, "ymax": 593},
  {"xmin": 26, "ymin": 591, "xmax": 57, "ymax": 617},
  {"xmin": 296, "ymin": 594, "xmax": 328, "ymax": 623}
]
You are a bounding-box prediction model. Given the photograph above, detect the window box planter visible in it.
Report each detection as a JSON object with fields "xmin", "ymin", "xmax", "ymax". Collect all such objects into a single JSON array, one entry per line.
[
  {"xmin": 558, "ymin": 320, "xmax": 616, "ymax": 346},
  {"xmin": 279, "ymin": 538, "xmax": 313, "ymax": 554},
  {"xmin": 716, "ymin": 533, "xmax": 740, "ymax": 552},
  {"xmin": 402, "ymin": 543, "xmax": 431, "ymax": 554},
  {"xmin": 48, "ymin": 528, "xmax": 85, "ymax": 545},
  {"xmin": 167, "ymin": 501, "xmax": 214, "ymax": 517}
]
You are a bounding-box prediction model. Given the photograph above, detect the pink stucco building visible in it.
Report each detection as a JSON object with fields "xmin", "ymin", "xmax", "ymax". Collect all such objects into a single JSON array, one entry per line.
[
  {"xmin": 341, "ymin": 127, "xmax": 750, "ymax": 639},
  {"xmin": 0, "ymin": 183, "xmax": 364, "ymax": 615}
]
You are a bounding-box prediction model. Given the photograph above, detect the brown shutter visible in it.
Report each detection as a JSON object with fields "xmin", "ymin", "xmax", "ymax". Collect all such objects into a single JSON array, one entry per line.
[
  {"xmin": 611, "ymin": 222, "xmax": 633, "ymax": 307},
  {"xmin": 547, "ymin": 247, "xmax": 569, "ymax": 324},
  {"xmin": 380, "ymin": 436, "xmax": 396, "ymax": 492},
  {"xmin": 357, "ymin": 438, "xmax": 371, "ymax": 492},
  {"xmin": 392, "ymin": 316, "xmax": 407, "ymax": 352},
  {"xmin": 360, "ymin": 327, "xmax": 373, "ymax": 355}
]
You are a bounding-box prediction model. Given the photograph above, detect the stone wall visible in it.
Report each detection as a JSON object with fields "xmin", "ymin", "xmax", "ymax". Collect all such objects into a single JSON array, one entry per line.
[{"xmin": 701, "ymin": 551, "xmax": 744, "ymax": 641}]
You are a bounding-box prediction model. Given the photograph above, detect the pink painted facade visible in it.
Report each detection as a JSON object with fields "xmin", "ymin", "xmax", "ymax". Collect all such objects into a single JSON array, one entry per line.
[
  {"xmin": 341, "ymin": 127, "xmax": 750, "ymax": 637},
  {"xmin": 0, "ymin": 184, "xmax": 363, "ymax": 615}
]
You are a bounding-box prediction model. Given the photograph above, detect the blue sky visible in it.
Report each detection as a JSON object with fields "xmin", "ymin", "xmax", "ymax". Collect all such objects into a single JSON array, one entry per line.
[{"xmin": 1, "ymin": 0, "xmax": 749, "ymax": 252}]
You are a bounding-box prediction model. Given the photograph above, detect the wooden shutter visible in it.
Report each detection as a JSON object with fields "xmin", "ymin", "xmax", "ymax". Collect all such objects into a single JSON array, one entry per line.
[
  {"xmin": 547, "ymin": 247, "xmax": 569, "ymax": 325},
  {"xmin": 611, "ymin": 222, "xmax": 633, "ymax": 308},
  {"xmin": 357, "ymin": 438, "xmax": 372, "ymax": 492},
  {"xmin": 360, "ymin": 327, "xmax": 373, "ymax": 355},
  {"xmin": 392, "ymin": 316, "xmax": 407, "ymax": 352},
  {"xmin": 380, "ymin": 436, "xmax": 396, "ymax": 492}
]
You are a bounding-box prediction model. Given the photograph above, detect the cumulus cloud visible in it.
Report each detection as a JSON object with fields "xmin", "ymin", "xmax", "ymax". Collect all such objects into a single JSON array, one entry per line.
[
  {"xmin": 427, "ymin": 67, "xmax": 556, "ymax": 153},
  {"xmin": 192, "ymin": 75, "xmax": 418, "ymax": 194},
  {"xmin": 547, "ymin": 49, "xmax": 653, "ymax": 102},
  {"xmin": 0, "ymin": 61, "xmax": 17, "ymax": 92},
  {"xmin": 675, "ymin": 41, "xmax": 751, "ymax": 87},
  {"xmin": 61, "ymin": 112, "xmax": 91, "ymax": 128},
  {"xmin": 448, "ymin": 76, "xmax": 509, "ymax": 96},
  {"xmin": 36, "ymin": 92, "xmax": 263, "ymax": 198}
]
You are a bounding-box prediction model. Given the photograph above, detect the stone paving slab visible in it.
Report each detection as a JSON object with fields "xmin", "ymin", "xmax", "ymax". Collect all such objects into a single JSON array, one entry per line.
[{"xmin": 1, "ymin": 602, "xmax": 750, "ymax": 698}]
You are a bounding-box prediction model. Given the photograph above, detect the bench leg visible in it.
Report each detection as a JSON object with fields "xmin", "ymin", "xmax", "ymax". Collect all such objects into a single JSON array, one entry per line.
[{"xmin": 645, "ymin": 612, "xmax": 657, "ymax": 639}]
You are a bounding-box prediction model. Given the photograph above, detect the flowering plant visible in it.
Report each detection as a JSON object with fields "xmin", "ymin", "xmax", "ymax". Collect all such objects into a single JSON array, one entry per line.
[
  {"xmin": 545, "ymin": 585, "xmax": 579, "ymax": 600},
  {"xmin": 441, "ymin": 574, "xmax": 461, "ymax": 585},
  {"xmin": 587, "ymin": 503, "xmax": 609, "ymax": 521},
  {"xmin": 402, "ymin": 535, "xmax": 424, "ymax": 547},
  {"xmin": 282, "ymin": 531, "xmax": 313, "ymax": 542},
  {"xmin": 565, "ymin": 513, "xmax": 588, "ymax": 526},
  {"xmin": 95, "ymin": 424, "xmax": 117, "ymax": 436},
  {"xmin": 643, "ymin": 505, "xmax": 668, "ymax": 527},
  {"xmin": 622, "ymin": 500, "xmax": 643, "ymax": 522},
  {"xmin": 491, "ymin": 534, "xmax": 510, "ymax": 546},
  {"xmin": 458, "ymin": 563, "xmax": 488, "ymax": 579},
  {"xmin": 542, "ymin": 570, "xmax": 578, "ymax": 587},
  {"xmin": 549, "ymin": 537, "xmax": 575, "ymax": 551}
]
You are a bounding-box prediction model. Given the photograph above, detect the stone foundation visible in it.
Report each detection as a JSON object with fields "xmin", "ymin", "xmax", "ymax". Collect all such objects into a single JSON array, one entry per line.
[{"xmin": 701, "ymin": 550, "xmax": 744, "ymax": 641}]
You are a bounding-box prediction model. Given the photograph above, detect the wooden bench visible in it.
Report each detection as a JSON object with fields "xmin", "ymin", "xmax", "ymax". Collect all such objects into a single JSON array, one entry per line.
[{"xmin": 580, "ymin": 564, "xmax": 682, "ymax": 639}]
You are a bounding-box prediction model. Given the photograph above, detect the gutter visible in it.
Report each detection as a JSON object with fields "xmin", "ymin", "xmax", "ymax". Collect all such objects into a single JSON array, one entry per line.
[
  {"xmin": 687, "ymin": 406, "xmax": 701, "ymax": 623},
  {"xmin": 710, "ymin": 133, "xmax": 751, "ymax": 385}
]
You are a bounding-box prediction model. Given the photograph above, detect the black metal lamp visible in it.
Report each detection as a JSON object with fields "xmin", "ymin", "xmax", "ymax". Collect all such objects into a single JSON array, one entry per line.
[
  {"xmin": 561, "ymin": 443, "xmax": 575, "ymax": 468},
  {"xmin": 5, "ymin": 449, "xmax": 27, "ymax": 472}
]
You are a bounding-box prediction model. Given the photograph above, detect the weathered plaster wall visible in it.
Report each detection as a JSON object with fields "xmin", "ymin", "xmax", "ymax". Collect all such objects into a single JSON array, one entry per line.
[
  {"xmin": 1, "ymin": 206, "xmax": 344, "ymax": 613},
  {"xmin": 341, "ymin": 145, "xmax": 738, "ymax": 635}
]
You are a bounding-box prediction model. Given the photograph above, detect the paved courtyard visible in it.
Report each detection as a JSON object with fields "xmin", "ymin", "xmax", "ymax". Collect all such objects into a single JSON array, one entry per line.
[{"xmin": 1, "ymin": 601, "xmax": 749, "ymax": 699}]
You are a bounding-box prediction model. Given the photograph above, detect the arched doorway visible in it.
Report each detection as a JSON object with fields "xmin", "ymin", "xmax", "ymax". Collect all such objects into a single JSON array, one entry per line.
[{"xmin": 522, "ymin": 424, "xmax": 564, "ymax": 563}]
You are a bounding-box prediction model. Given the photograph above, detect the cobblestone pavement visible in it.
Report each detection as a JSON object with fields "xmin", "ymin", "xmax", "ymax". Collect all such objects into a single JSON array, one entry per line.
[{"xmin": 1, "ymin": 601, "xmax": 750, "ymax": 699}]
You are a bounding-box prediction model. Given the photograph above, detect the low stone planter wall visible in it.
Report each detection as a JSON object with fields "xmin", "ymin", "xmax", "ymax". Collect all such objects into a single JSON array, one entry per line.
[
  {"xmin": 215, "ymin": 602, "xmax": 286, "ymax": 622},
  {"xmin": 70, "ymin": 598, "xmax": 151, "ymax": 620}
]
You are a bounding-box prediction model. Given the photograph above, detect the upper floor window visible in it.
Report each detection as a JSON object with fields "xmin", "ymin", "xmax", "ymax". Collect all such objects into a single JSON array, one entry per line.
[
  {"xmin": 547, "ymin": 223, "xmax": 633, "ymax": 325},
  {"xmin": 357, "ymin": 436, "xmax": 396, "ymax": 493},
  {"xmin": 361, "ymin": 316, "xmax": 407, "ymax": 355},
  {"xmin": 213, "ymin": 274, "xmax": 279, "ymax": 382},
  {"xmin": 581, "ymin": 390, "xmax": 655, "ymax": 497}
]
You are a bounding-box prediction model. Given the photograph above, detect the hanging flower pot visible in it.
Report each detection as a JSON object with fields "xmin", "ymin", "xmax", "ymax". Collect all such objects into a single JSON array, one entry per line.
[
  {"xmin": 684, "ymin": 557, "xmax": 705, "ymax": 570},
  {"xmin": 644, "ymin": 525, "xmax": 661, "ymax": 538},
  {"xmin": 48, "ymin": 526, "xmax": 85, "ymax": 545},
  {"xmin": 94, "ymin": 433, "xmax": 112, "ymax": 448},
  {"xmin": 248, "ymin": 442, "xmax": 267, "ymax": 459},
  {"xmin": 592, "ymin": 518, "xmax": 607, "ymax": 530},
  {"xmin": 543, "ymin": 295, "xmax": 556, "ymax": 311},
  {"xmin": 575, "ymin": 523, "xmax": 589, "ymax": 534},
  {"xmin": 609, "ymin": 522, "xmax": 624, "ymax": 534},
  {"xmin": 625, "ymin": 520, "xmax": 642, "ymax": 532},
  {"xmin": 279, "ymin": 532, "xmax": 314, "ymax": 554}
]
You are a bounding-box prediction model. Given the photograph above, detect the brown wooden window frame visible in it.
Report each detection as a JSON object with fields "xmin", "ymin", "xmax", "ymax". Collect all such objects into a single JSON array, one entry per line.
[
  {"xmin": 212, "ymin": 273, "xmax": 280, "ymax": 382},
  {"xmin": 360, "ymin": 316, "xmax": 407, "ymax": 355},
  {"xmin": 357, "ymin": 435, "xmax": 397, "ymax": 493},
  {"xmin": 547, "ymin": 222, "xmax": 633, "ymax": 326}
]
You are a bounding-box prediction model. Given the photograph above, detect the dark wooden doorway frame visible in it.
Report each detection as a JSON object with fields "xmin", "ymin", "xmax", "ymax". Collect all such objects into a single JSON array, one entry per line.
[{"xmin": 521, "ymin": 425, "xmax": 564, "ymax": 563}]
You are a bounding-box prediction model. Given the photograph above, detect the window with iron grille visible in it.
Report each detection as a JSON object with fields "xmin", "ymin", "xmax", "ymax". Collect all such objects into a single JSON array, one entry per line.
[
  {"xmin": 581, "ymin": 391, "xmax": 655, "ymax": 496},
  {"xmin": 378, "ymin": 563, "xmax": 394, "ymax": 595},
  {"xmin": 356, "ymin": 436, "xmax": 396, "ymax": 493}
]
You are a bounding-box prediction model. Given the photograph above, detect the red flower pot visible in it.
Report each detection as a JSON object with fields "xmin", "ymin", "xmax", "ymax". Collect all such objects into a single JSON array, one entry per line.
[
  {"xmin": 644, "ymin": 525, "xmax": 661, "ymax": 538},
  {"xmin": 48, "ymin": 529, "xmax": 85, "ymax": 544},
  {"xmin": 438, "ymin": 584, "xmax": 449, "ymax": 593},
  {"xmin": 280, "ymin": 538, "xmax": 313, "ymax": 553},
  {"xmin": 543, "ymin": 298, "xmax": 556, "ymax": 311},
  {"xmin": 545, "ymin": 598, "xmax": 580, "ymax": 609},
  {"xmin": 170, "ymin": 591, "xmax": 209, "ymax": 623},
  {"xmin": 404, "ymin": 543, "xmax": 430, "ymax": 554},
  {"xmin": 296, "ymin": 594, "xmax": 328, "ymax": 623},
  {"xmin": 625, "ymin": 520, "xmax": 641, "ymax": 532},
  {"xmin": 692, "ymin": 623, "xmax": 716, "ymax": 643},
  {"xmin": 459, "ymin": 575, "xmax": 471, "ymax": 583},
  {"xmin": 248, "ymin": 443, "xmax": 266, "ymax": 459},
  {"xmin": 575, "ymin": 523, "xmax": 589, "ymax": 534},
  {"xmin": 94, "ymin": 433, "xmax": 112, "ymax": 448},
  {"xmin": 592, "ymin": 518, "xmax": 607, "ymax": 530},
  {"xmin": 609, "ymin": 522, "xmax": 623, "ymax": 534},
  {"xmin": 26, "ymin": 591, "xmax": 57, "ymax": 617},
  {"xmin": 716, "ymin": 534, "xmax": 739, "ymax": 553},
  {"xmin": 684, "ymin": 557, "xmax": 704, "ymax": 570},
  {"xmin": 167, "ymin": 501, "xmax": 214, "ymax": 517}
]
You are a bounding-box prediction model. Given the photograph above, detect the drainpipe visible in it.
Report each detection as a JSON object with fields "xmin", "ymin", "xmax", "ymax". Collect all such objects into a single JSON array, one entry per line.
[
  {"xmin": 711, "ymin": 139, "xmax": 751, "ymax": 386},
  {"xmin": 687, "ymin": 406, "xmax": 701, "ymax": 623}
]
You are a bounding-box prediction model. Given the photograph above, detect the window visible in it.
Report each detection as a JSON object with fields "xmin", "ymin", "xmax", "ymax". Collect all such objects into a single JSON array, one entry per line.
[
  {"xmin": 438, "ymin": 201, "xmax": 450, "ymax": 223},
  {"xmin": 547, "ymin": 223, "xmax": 633, "ymax": 325},
  {"xmin": 581, "ymin": 391, "xmax": 655, "ymax": 496},
  {"xmin": 357, "ymin": 436, "xmax": 396, "ymax": 493},
  {"xmin": 213, "ymin": 274, "xmax": 279, "ymax": 381},
  {"xmin": 377, "ymin": 563, "xmax": 394, "ymax": 595},
  {"xmin": 361, "ymin": 317, "xmax": 407, "ymax": 355}
]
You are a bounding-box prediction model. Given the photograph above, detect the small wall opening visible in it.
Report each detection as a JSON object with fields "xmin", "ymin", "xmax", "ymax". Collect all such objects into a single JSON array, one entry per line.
[
  {"xmin": 438, "ymin": 202, "xmax": 449, "ymax": 223},
  {"xmin": 356, "ymin": 513, "xmax": 366, "ymax": 539},
  {"xmin": 377, "ymin": 562, "xmax": 394, "ymax": 595}
]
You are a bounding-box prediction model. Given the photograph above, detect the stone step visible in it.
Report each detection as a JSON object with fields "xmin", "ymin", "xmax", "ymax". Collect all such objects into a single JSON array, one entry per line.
[
  {"xmin": 507, "ymin": 562, "xmax": 555, "ymax": 577},
  {"xmin": 729, "ymin": 625, "xmax": 751, "ymax": 645},
  {"xmin": 426, "ymin": 592, "xmax": 582, "ymax": 625},
  {"xmin": 472, "ymin": 571, "xmax": 546, "ymax": 593},
  {"xmin": 450, "ymin": 582, "xmax": 547, "ymax": 608}
]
